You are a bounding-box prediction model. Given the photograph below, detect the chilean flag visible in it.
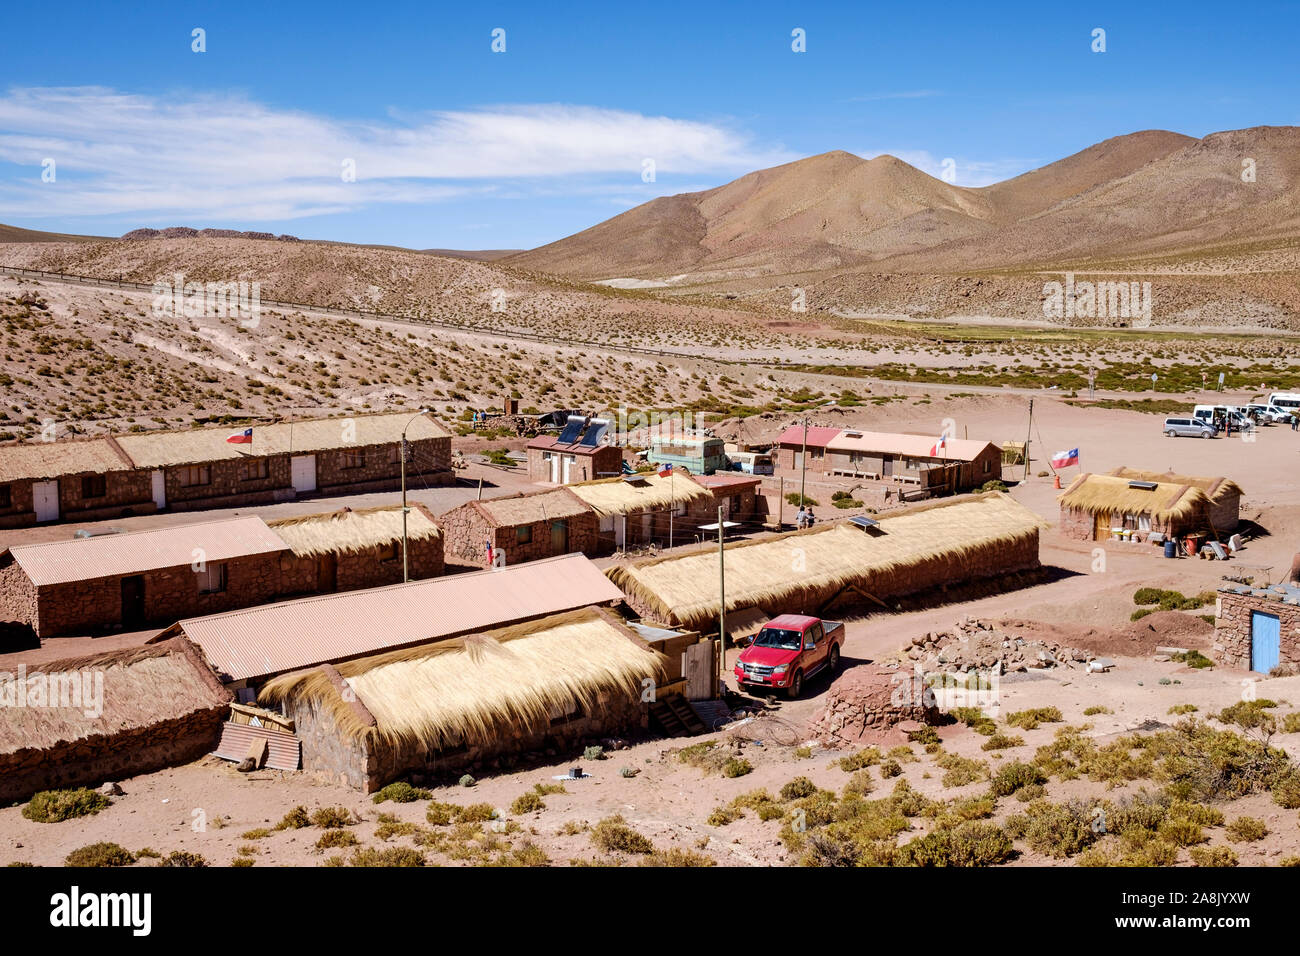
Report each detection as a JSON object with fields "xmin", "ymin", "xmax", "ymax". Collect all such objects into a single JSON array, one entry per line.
[
  {"xmin": 1051, "ymin": 448, "xmax": 1080, "ymax": 468},
  {"xmin": 929, "ymin": 433, "xmax": 947, "ymax": 456},
  {"xmin": 658, "ymin": 462, "xmax": 673, "ymax": 478},
  {"xmin": 226, "ymin": 427, "xmax": 253, "ymax": 444}
]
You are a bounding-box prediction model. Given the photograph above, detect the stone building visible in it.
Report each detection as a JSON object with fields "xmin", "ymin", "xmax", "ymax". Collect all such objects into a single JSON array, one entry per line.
[
  {"xmin": 438, "ymin": 487, "xmax": 597, "ymax": 569},
  {"xmin": 0, "ymin": 437, "xmax": 155, "ymax": 529},
  {"xmin": 1057, "ymin": 470, "xmax": 1242, "ymax": 543},
  {"xmin": 824, "ymin": 431, "xmax": 1003, "ymax": 492},
  {"xmin": 525, "ymin": 416, "xmax": 622, "ymax": 484},
  {"xmin": 1214, "ymin": 582, "xmax": 1300, "ymax": 673},
  {"xmin": 0, "ymin": 639, "xmax": 231, "ymax": 804},
  {"xmin": 258, "ymin": 606, "xmax": 664, "ymax": 792},
  {"xmin": 689, "ymin": 473, "xmax": 764, "ymax": 528},
  {"xmin": 774, "ymin": 425, "xmax": 841, "ymax": 476},
  {"xmin": 267, "ymin": 503, "xmax": 444, "ymax": 594},
  {"xmin": 0, "ymin": 411, "xmax": 454, "ymax": 526},
  {"xmin": 567, "ymin": 472, "xmax": 712, "ymax": 551}
]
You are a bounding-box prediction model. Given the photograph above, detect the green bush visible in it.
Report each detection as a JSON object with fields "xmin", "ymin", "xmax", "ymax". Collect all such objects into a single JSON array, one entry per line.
[
  {"xmin": 989, "ymin": 761, "xmax": 1046, "ymax": 797},
  {"xmin": 780, "ymin": 776, "xmax": 819, "ymax": 800},
  {"xmin": 372, "ymin": 782, "xmax": 432, "ymax": 804},
  {"xmin": 1189, "ymin": 845, "xmax": 1238, "ymax": 867},
  {"xmin": 510, "ymin": 792, "xmax": 546, "ymax": 814},
  {"xmin": 722, "ymin": 757, "xmax": 753, "ymax": 778},
  {"xmin": 344, "ymin": 846, "xmax": 426, "ymax": 867},
  {"xmin": 1226, "ymin": 817, "xmax": 1268, "ymax": 842},
  {"xmin": 310, "ymin": 806, "xmax": 359, "ymax": 829},
  {"xmin": 878, "ymin": 759, "xmax": 902, "ymax": 779},
  {"xmin": 1005, "ymin": 708, "xmax": 1064, "ymax": 730},
  {"xmin": 591, "ymin": 815, "xmax": 654, "ymax": 854},
  {"xmin": 22, "ymin": 788, "xmax": 111, "ymax": 823},
  {"xmin": 948, "ymin": 707, "xmax": 997, "ymax": 736},
  {"xmin": 274, "ymin": 806, "xmax": 311, "ymax": 830},
  {"xmin": 1005, "ymin": 800, "xmax": 1103, "ymax": 858},
  {"xmin": 981, "ymin": 733, "xmax": 1025, "ymax": 751},
  {"xmin": 896, "ymin": 822, "xmax": 1014, "ymax": 867},
  {"xmin": 65, "ymin": 842, "xmax": 135, "ymax": 867},
  {"xmin": 159, "ymin": 851, "xmax": 208, "ymax": 868},
  {"xmin": 316, "ymin": 829, "xmax": 359, "ymax": 850},
  {"xmin": 834, "ymin": 748, "xmax": 881, "ymax": 771}
]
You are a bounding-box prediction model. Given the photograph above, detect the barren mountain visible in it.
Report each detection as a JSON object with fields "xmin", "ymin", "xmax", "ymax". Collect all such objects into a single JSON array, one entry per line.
[{"xmin": 506, "ymin": 127, "xmax": 1300, "ymax": 284}]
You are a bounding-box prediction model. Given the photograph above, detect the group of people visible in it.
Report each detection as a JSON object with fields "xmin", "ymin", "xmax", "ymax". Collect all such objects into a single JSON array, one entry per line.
[{"xmin": 795, "ymin": 505, "xmax": 817, "ymax": 529}]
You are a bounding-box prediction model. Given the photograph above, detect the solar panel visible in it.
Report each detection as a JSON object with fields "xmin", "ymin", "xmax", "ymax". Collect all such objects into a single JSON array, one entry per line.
[
  {"xmin": 556, "ymin": 415, "xmax": 585, "ymax": 444},
  {"xmin": 1128, "ymin": 480, "xmax": 1159, "ymax": 491},
  {"xmin": 579, "ymin": 418, "xmax": 610, "ymax": 446},
  {"xmin": 849, "ymin": 515, "xmax": 881, "ymax": 530}
]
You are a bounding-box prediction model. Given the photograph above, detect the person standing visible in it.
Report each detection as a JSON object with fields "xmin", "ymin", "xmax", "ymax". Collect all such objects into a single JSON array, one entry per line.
[{"xmin": 796, "ymin": 505, "xmax": 807, "ymax": 529}]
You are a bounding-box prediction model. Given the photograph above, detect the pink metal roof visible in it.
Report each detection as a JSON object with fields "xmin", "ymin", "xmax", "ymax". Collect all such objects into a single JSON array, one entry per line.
[
  {"xmin": 6, "ymin": 516, "xmax": 289, "ymax": 587},
  {"xmin": 692, "ymin": 473, "xmax": 762, "ymax": 490},
  {"xmin": 175, "ymin": 553, "xmax": 627, "ymax": 683},
  {"xmin": 777, "ymin": 426, "xmax": 841, "ymax": 448},
  {"xmin": 825, "ymin": 430, "xmax": 997, "ymax": 462}
]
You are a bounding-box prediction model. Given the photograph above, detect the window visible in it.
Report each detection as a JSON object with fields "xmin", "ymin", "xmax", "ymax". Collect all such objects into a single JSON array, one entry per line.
[
  {"xmin": 81, "ymin": 475, "xmax": 107, "ymax": 499},
  {"xmin": 180, "ymin": 465, "xmax": 211, "ymax": 487},
  {"xmin": 239, "ymin": 458, "xmax": 269, "ymax": 482},
  {"xmin": 983, "ymin": 458, "xmax": 992, "ymax": 474},
  {"xmin": 342, "ymin": 449, "xmax": 365, "ymax": 469},
  {"xmin": 380, "ymin": 542, "xmax": 400, "ymax": 563},
  {"xmin": 516, "ymin": 525, "xmax": 533, "ymax": 545},
  {"xmin": 0, "ymin": 484, "xmax": 11, "ymax": 509},
  {"xmin": 197, "ymin": 562, "xmax": 227, "ymax": 594}
]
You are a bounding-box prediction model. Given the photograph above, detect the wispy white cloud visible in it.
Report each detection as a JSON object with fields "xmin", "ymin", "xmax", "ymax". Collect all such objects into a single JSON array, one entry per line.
[
  {"xmin": 0, "ymin": 87, "xmax": 796, "ymax": 221},
  {"xmin": 860, "ymin": 147, "xmax": 1038, "ymax": 187}
]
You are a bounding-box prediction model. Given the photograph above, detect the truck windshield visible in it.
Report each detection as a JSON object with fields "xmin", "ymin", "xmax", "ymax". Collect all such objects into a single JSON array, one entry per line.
[{"xmin": 752, "ymin": 627, "xmax": 802, "ymax": 650}]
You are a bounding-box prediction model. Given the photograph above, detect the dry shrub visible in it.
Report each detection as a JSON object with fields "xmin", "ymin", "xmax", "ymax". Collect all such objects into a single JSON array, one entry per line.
[{"xmin": 591, "ymin": 815, "xmax": 654, "ymax": 854}]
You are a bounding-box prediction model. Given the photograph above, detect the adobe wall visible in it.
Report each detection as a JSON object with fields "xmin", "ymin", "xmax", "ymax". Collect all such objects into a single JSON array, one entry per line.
[
  {"xmin": 1208, "ymin": 492, "xmax": 1241, "ymax": 534},
  {"xmin": 526, "ymin": 445, "xmax": 621, "ymax": 484},
  {"xmin": 60, "ymin": 469, "xmax": 155, "ymax": 519},
  {"xmin": 315, "ymin": 436, "xmax": 453, "ymax": 493},
  {"xmin": 0, "ymin": 704, "xmax": 228, "ymax": 803},
  {"xmin": 1214, "ymin": 590, "xmax": 1300, "ymax": 671},
  {"xmin": 284, "ymin": 696, "xmax": 374, "ymax": 792},
  {"xmin": 163, "ymin": 454, "xmax": 290, "ymax": 508}
]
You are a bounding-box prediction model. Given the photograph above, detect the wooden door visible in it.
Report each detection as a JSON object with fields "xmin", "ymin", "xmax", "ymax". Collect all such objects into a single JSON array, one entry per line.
[
  {"xmin": 550, "ymin": 519, "xmax": 569, "ymax": 554},
  {"xmin": 120, "ymin": 575, "xmax": 145, "ymax": 627},
  {"xmin": 318, "ymin": 553, "xmax": 338, "ymax": 593},
  {"xmin": 684, "ymin": 641, "xmax": 714, "ymax": 700}
]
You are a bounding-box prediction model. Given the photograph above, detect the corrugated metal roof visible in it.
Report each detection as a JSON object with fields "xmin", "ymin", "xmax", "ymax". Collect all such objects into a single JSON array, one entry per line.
[
  {"xmin": 692, "ymin": 473, "xmax": 762, "ymax": 490},
  {"xmin": 0, "ymin": 438, "xmax": 134, "ymax": 483},
  {"xmin": 777, "ymin": 425, "xmax": 841, "ymax": 447},
  {"xmin": 7, "ymin": 516, "xmax": 289, "ymax": 586},
  {"xmin": 176, "ymin": 553, "xmax": 627, "ymax": 683},
  {"xmin": 115, "ymin": 412, "xmax": 450, "ymax": 469},
  {"xmin": 213, "ymin": 722, "xmax": 301, "ymax": 771},
  {"xmin": 826, "ymin": 430, "xmax": 997, "ymax": 462}
]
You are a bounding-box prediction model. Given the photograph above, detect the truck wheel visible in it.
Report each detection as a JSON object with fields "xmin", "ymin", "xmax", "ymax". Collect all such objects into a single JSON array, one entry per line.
[
  {"xmin": 787, "ymin": 671, "xmax": 803, "ymax": 699},
  {"xmin": 1165, "ymin": 429, "xmax": 1176, "ymax": 437},
  {"xmin": 828, "ymin": 645, "xmax": 841, "ymax": 673}
]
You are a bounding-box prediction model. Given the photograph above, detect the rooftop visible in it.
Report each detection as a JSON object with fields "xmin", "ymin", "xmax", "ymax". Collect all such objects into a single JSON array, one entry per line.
[
  {"xmin": 0, "ymin": 437, "xmax": 134, "ymax": 483},
  {"xmin": 166, "ymin": 552, "xmax": 626, "ymax": 683},
  {"xmin": 3, "ymin": 515, "xmax": 288, "ymax": 587},
  {"xmin": 825, "ymin": 430, "xmax": 997, "ymax": 462},
  {"xmin": 469, "ymin": 487, "xmax": 592, "ymax": 527},
  {"xmin": 266, "ymin": 504, "xmax": 440, "ymax": 558},
  {"xmin": 776, "ymin": 425, "xmax": 841, "ymax": 447}
]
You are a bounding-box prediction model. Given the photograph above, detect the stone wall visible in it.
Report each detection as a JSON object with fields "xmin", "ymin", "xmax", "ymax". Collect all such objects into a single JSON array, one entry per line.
[
  {"xmin": 1209, "ymin": 492, "xmax": 1241, "ymax": 534},
  {"xmin": 0, "ymin": 471, "xmax": 157, "ymax": 529},
  {"xmin": 0, "ymin": 557, "xmax": 36, "ymax": 631},
  {"xmin": 164, "ymin": 455, "xmax": 291, "ymax": 508},
  {"xmin": 1214, "ymin": 590, "xmax": 1300, "ymax": 671},
  {"xmin": 289, "ymin": 688, "xmax": 648, "ymax": 792},
  {"xmin": 0, "ymin": 705, "xmax": 229, "ymax": 803},
  {"xmin": 439, "ymin": 502, "xmax": 598, "ymax": 568},
  {"xmin": 527, "ymin": 445, "xmax": 622, "ymax": 484}
]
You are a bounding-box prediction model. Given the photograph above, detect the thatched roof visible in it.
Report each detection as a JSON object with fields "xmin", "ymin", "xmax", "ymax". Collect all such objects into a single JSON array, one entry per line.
[
  {"xmin": 115, "ymin": 411, "xmax": 449, "ymax": 468},
  {"xmin": 267, "ymin": 504, "xmax": 440, "ymax": 558},
  {"xmin": 0, "ymin": 640, "xmax": 230, "ymax": 754},
  {"xmin": 568, "ymin": 473, "xmax": 709, "ymax": 517},
  {"xmin": 1107, "ymin": 467, "xmax": 1242, "ymax": 504},
  {"xmin": 1058, "ymin": 473, "xmax": 1210, "ymax": 520},
  {"xmin": 606, "ymin": 492, "xmax": 1042, "ymax": 629},
  {"xmin": 0, "ymin": 437, "xmax": 134, "ymax": 483},
  {"xmin": 470, "ymin": 487, "xmax": 592, "ymax": 527},
  {"xmin": 259, "ymin": 607, "xmax": 664, "ymax": 750}
]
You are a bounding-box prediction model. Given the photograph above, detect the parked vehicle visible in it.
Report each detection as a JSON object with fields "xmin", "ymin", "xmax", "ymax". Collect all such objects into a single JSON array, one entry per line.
[
  {"xmin": 1163, "ymin": 417, "xmax": 1215, "ymax": 439},
  {"xmin": 734, "ymin": 614, "xmax": 845, "ymax": 698},
  {"xmin": 1249, "ymin": 403, "xmax": 1294, "ymax": 424},
  {"xmin": 1192, "ymin": 405, "xmax": 1223, "ymax": 430},
  {"xmin": 1267, "ymin": 392, "xmax": 1300, "ymax": 413},
  {"xmin": 727, "ymin": 451, "xmax": 775, "ymax": 475}
]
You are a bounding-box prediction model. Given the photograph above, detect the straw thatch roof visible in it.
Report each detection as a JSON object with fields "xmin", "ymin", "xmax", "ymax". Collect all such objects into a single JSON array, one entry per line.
[
  {"xmin": 0, "ymin": 437, "xmax": 134, "ymax": 483},
  {"xmin": 471, "ymin": 487, "xmax": 592, "ymax": 527},
  {"xmin": 606, "ymin": 492, "xmax": 1042, "ymax": 629},
  {"xmin": 267, "ymin": 504, "xmax": 440, "ymax": 558},
  {"xmin": 258, "ymin": 607, "xmax": 664, "ymax": 751},
  {"xmin": 115, "ymin": 411, "xmax": 449, "ymax": 468},
  {"xmin": 1107, "ymin": 467, "xmax": 1242, "ymax": 503},
  {"xmin": 568, "ymin": 473, "xmax": 709, "ymax": 517},
  {"xmin": 0, "ymin": 640, "xmax": 230, "ymax": 754},
  {"xmin": 1058, "ymin": 473, "xmax": 1211, "ymax": 520}
]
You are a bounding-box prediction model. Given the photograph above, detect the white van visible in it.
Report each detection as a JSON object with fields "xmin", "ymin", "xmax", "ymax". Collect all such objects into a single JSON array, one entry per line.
[
  {"xmin": 1247, "ymin": 403, "xmax": 1291, "ymax": 424},
  {"xmin": 1192, "ymin": 405, "xmax": 1224, "ymax": 430},
  {"xmin": 1267, "ymin": 392, "xmax": 1300, "ymax": 412}
]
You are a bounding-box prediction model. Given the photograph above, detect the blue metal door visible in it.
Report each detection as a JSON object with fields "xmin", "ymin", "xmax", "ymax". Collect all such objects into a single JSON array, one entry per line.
[{"xmin": 1251, "ymin": 612, "xmax": 1281, "ymax": 673}]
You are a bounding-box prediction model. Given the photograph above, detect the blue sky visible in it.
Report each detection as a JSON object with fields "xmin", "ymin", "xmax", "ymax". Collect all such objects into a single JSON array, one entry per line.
[{"xmin": 1, "ymin": 0, "xmax": 1296, "ymax": 249}]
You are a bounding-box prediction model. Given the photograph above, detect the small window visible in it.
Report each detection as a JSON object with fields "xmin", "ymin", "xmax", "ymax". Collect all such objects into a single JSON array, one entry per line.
[
  {"xmin": 81, "ymin": 474, "xmax": 107, "ymax": 499},
  {"xmin": 342, "ymin": 449, "xmax": 365, "ymax": 469},
  {"xmin": 0, "ymin": 484, "xmax": 12, "ymax": 509},
  {"xmin": 983, "ymin": 459, "xmax": 991, "ymax": 474},
  {"xmin": 380, "ymin": 542, "xmax": 400, "ymax": 563},
  {"xmin": 240, "ymin": 458, "xmax": 269, "ymax": 482},
  {"xmin": 516, "ymin": 525, "xmax": 533, "ymax": 545},
  {"xmin": 181, "ymin": 465, "xmax": 211, "ymax": 487},
  {"xmin": 197, "ymin": 562, "xmax": 227, "ymax": 594}
]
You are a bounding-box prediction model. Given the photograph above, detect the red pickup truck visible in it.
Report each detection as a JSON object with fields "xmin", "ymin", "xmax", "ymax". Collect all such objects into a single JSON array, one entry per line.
[{"xmin": 733, "ymin": 614, "xmax": 845, "ymax": 698}]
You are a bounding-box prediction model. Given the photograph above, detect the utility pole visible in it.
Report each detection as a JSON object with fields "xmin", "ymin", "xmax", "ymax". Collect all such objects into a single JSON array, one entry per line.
[
  {"xmin": 1023, "ymin": 399, "xmax": 1034, "ymax": 483},
  {"xmin": 716, "ymin": 504, "xmax": 726, "ymax": 699},
  {"xmin": 401, "ymin": 407, "xmax": 430, "ymax": 582},
  {"xmin": 799, "ymin": 417, "xmax": 810, "ymax": 508}
]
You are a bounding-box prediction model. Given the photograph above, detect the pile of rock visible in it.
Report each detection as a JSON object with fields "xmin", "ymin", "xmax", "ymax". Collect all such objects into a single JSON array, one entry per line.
[
  {"xmin": 896, "ymin": 618, "xmax": 1098, "ymax": 675},
  {"xmin": 808, "ymin": 665, "xmax": 938, "ymax": 746}
]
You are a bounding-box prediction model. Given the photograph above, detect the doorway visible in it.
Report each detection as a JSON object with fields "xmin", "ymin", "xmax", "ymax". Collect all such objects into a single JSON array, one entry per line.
[
  {"xmin": 550, "ymin": 519, "xmax": 569, "ymax": 554},
  {"xmin": 120, "ymin": 575, "xmax": 145, "ymax": 628}
]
